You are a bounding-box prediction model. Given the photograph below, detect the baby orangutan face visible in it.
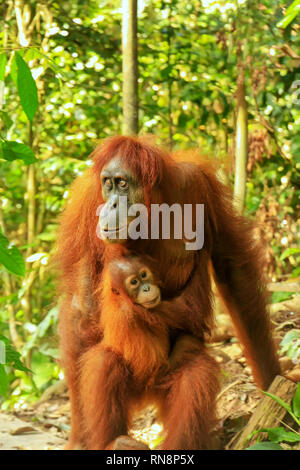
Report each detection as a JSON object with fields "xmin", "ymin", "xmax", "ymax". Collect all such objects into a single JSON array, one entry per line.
[
  {"xmin": 125, "ymin": 265, "xmax": 161, "ymax": 309},
  {"xmin": 109, "ymin": 258, "xmax": 161, "ymax": 309}
]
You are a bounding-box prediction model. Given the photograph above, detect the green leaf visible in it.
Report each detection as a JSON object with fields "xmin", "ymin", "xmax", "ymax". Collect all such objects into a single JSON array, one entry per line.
[
  {"xmin": 0, "ymin": 53, "xmax": 7, "ymax": 82},
  {"xmin": 246, "ymin": 442, "xmax": 284, "ymax": 450},
  {"xmin": 267, "ymin": 427, "xmax": 300, "ymax": 443},
  {"xmin": 263, "ymin": 390, "xmax": 300, "ymax": 425},
  {"xmin": 0, "ymin": 364, "xmax": 9, "ymax": 397},
  {"xmin": 280, "ymin": 247, "xmax": 300, "ymax": 260},
  {"xmin": 0, "ymin": 334, "xmax": 30, "ymax": 373},
  {"xmin": 293, "ymin": 383, "xmax": 300, "ymax": 419},
  {"xmin": 263, "ymin": 391, "xmax": 293, "ymax": 415},
  {"xmin": 1, "ymin": 141, "xmax": 37, "ymax": 165},
  {"xmin": 277, "ymin": 0, "xmax": 300, "ymax": 28},
  {"xmin": 15, "ymin": 52, "xmax": 38, "ymax": 122},
  {"xmin": 0, "ymin": 233, "xmax": 25, "ymax": 276}
]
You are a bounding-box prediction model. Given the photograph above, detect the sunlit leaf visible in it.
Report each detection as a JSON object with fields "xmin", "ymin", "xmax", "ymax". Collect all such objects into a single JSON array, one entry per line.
[
  {"xmin": 0, "ymin": 335, "xmax": 30, "ymax": 373},
  {"xmin": 267, "ymin": 427, "xmax": 300, "ymax": 443},
  {"xmin": 0, "ymin": 53, "xmax": 7, "ymax": 82},
  {"xmin": 293, "ymin": 383, "xmax": 300, "ymax": 419},
  {"xmin": 277, "ymin": 0, "xmax": 300, "ymax": 28},
  {"xmin": 15, "ymin": 52, "xmax": 38, "ymax": 122},
  {"xmin": 1, "ymin": 141, "xmax": 37, "ymax": 165},
  {"xmin": 0, "ymin": 365, "xmax": 9, "ymax": 397},
  {"xmin": 0, "ymin": 233, "xmax": 25, "ymax": 276}
]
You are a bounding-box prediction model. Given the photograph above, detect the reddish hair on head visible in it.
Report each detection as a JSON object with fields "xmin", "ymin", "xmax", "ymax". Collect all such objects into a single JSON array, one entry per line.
[{"xmin": 91, "ymin": 135, "xmax": 174, "ymax": 191}]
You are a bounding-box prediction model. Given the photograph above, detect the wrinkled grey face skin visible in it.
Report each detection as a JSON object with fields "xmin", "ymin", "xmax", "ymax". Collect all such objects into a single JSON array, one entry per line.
[{"xmin": 98, "ymin": 157, "xmax": 144, "ymax": 243}]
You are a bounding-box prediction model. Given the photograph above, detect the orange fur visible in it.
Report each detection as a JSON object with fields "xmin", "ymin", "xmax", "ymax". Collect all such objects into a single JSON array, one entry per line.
[
  {"xmin": 56, "ymin": 135, "xmax": 281, "ymax": 450},
  {"xmin": 99, "ymin": 263, "xmax": 169, "ymax": 383}
]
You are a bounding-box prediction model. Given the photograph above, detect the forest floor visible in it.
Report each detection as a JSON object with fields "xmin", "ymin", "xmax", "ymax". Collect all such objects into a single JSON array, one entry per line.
[{"xmin": 0, "ymin": 295, "xmax": 299, "ymax": 450}]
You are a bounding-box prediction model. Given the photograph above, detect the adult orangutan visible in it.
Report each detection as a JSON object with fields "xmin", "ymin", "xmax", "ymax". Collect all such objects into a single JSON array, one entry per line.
[{"xmin": 57, "ymin": 135, "xmax": 280, "ymax": 450}]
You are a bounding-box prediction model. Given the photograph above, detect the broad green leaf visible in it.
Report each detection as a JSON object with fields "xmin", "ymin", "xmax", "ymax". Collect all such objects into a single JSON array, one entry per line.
[
  {"xmin": 293, "ymin": 383, "xmax": 300, "ymax": 419},
  {"xmin": 0, "ymin": 53, "xmax": 7, "ymax": 82},
  {"xmin": 0, "ymin": 364, "xmax": 9, "ymax": 397},
  {"xmin": 0, "ymin": 233, "xmax": 25, "ymax": 276},
  {"xmin": 248, "ymin": 426, "xmax": 300, "ymax": 444},
  {"xmin": 267, "ymin": 427, "xmax": 300, "ymax": 443},
  {"xmin": 0, "ymin": 335, "xmax": 30, "ymax": 373},
  {"xmin": 15, "ymin": 52, "xmax": 38, "ymax": 122},
  {"xmin": 1, "ymin": 141, "xmax": 37, "ymax": 165},
  {"xmin": 246, "ymin": 442, "xmax": 284, "ymax": 450}
]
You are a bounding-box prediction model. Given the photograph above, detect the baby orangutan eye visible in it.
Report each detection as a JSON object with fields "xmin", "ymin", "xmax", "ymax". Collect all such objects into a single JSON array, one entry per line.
[
  {"xmin": 130, "ymin": 278, "xmax": 138, "ymax": 286},
  {"xmin": 141, "ymin": 271, "xmax": 147, "ymax": 279}
]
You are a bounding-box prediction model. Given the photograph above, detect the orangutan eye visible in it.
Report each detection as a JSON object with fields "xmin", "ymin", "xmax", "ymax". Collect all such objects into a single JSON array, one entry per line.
[
  {"xmin": 141, "ymin": 271, "xmax": 147, "ymax": 279},
  {"xmin": 118, "ymin": 179, "xmax": 128, "ymax": 189},
  {"xmin": 131, "ymin": 278, "xmax": 138, "ymax": 286},
  {"xmin": 104, "ymin": 178, "xmax": 112, "ymax": 189}
]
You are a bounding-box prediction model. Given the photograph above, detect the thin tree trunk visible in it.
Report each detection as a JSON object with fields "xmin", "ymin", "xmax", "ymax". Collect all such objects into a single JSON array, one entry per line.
[
  {"xmin": 122, "ymin": 0, "xmax": 138, "ymax": 135},
  {"xmin": 234, "ymin": 65, "xmax": 248, "ymax": 213}
]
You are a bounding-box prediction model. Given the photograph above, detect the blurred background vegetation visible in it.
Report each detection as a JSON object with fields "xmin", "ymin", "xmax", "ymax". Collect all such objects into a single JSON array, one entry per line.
[{"xmin": 0, "ymin": 0, "xmax": 299, "ymax": 409}]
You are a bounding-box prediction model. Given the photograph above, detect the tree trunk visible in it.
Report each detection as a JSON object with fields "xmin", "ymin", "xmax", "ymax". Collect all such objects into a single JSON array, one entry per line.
[
  {"xmin": 122, "ymin": 0, "xmax": 138, "ymax": 135},
  {"xmin": 234, "ymin": 65, "xmax": 248, "ymax": 213}
]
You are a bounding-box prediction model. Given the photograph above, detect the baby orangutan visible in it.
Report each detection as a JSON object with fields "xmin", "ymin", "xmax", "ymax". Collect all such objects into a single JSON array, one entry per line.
[{"xmin": 99, "ymin": 256, "xmax": 169, "ymax": 384}]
